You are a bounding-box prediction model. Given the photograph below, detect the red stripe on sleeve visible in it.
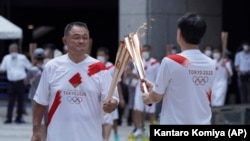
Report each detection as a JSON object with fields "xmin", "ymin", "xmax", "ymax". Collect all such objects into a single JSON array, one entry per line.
[
  {"xmin": 166, "ymin": 54, "xmax": 188, "ymax": 66},
  {"xmin": 150, "ymin": 60, "xmax": 158, "ymax": 66},
  {"xmin": 48, "ymin": 90, "xmax": 61, "ymax": 126},
  {"xmin": 88, "ymin": 62, "xmax": 107, "ymax": 76}
]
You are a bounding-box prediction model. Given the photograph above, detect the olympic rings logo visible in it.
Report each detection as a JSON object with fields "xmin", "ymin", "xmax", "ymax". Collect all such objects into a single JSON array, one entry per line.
[
  {"xmin": 67, "ymin": 96, "xmax": 83, "ymax": 104},
  {"xmin": 192, "ymin": 76, "xmax": 209, "ymax": 85}
]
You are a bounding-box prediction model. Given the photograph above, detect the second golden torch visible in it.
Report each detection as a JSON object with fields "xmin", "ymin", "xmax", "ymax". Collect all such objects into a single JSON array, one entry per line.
[
  {"xmin": 124, "ymin": 33, "xmax": 152, "ymax": 106},
  {"xmin": 105, "ymin": 27, "xmax": 151, "ymax": 106}
]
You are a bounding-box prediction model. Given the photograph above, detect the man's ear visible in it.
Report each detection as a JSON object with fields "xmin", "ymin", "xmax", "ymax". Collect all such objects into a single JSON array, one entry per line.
[{"xmin": 62, "ymin": 37, "xmax": 67, "ymax": 45}]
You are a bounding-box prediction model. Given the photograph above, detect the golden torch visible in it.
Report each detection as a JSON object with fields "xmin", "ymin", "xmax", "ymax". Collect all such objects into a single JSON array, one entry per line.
[
  {"xmin": 124, "ymin": 33, "xmax": 152, "ymax": 106},
  {"xmin": 105, "ymin": 23, "xmax": 151, "ymax": 106},
  {"xmin": 105, "ymin": 41, "xmax": 130, "ymax": 101}
]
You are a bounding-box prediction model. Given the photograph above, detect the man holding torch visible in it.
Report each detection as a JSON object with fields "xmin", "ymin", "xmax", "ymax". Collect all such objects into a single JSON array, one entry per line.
[
  {"xmin": 31, "ymin": 22, "xmax": 119, "ymax": 141},
  {"xmin": 141, "ymin": 12, "xmax": 216, "ymax": 124}
]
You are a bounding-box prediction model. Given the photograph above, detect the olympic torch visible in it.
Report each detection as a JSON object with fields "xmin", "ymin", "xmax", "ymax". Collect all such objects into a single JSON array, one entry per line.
[
  {"xmin": 124, "ymin": 33, "xmax": 152, "ymax": 106},
  {"xmin": 105, "ymin": 41, "xmax": 130, "ymax": 101}
]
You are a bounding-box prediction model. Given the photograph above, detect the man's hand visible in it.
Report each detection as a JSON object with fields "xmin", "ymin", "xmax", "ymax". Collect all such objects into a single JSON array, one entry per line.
[
  {"xmin": 140, "ymin": 78, "xmax": 154, "ymax": 93},
  {"xmin": 103, "ymin": 98, "xmax": 118, "ymax": 113},
  {"xmin": 142, "ymin": 92, "xmax": 153, "ymax": 105}
]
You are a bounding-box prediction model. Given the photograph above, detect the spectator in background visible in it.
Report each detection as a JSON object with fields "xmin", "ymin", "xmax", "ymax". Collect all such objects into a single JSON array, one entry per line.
[
  {"xmin": 25, "ymin": 48, "xmax": 47, "ymax": 140},
  {"xmin": 234, "ymin": 42, "xmax": 250, "ymax": 104},
  {"xmin": 131, "ymin": 44, "xmax": 160, "ymax": 137},
  {"xmin": 43, "ymin": 44, "xmax": 54, "ymax": 64},
  {"xmin": 0, "ymin": 43, "xmax": 32, "ymax": 124},
  {"xmin": 203, "ymin": 44, "xmax": 214, "ymax": 58},
  {"xmin": 96, "ymin": 46, "xmax": 125, "ymax": 141},
  {"xmin": 211, "ymin": 47, "xmax": 233, "ymax": 106},
  {"xmin": 166, "ymin": 44, "xmax": 180, "ymax": 56}
]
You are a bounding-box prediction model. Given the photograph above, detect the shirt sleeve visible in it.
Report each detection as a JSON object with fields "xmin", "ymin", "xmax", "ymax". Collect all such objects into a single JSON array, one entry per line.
[
  {"xmin": 23, "ymin": 56, "xmax": 32, "ymax": 69},
  {"xmin": 153, "ymin": 58, "xmax": 171, "ymax": 95},
  {"xmin": 33, "ymin": 66, "xmax": 50, "ymax": 106}
]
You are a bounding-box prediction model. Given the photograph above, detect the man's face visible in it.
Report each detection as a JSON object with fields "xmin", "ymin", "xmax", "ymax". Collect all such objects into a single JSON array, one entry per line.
[
  {"xmin": 9, "ymin": 44, "xmax": 18, "ymax": 53},
  {"xmin": 63, "ymin": 26, "xmax": 90, "ymax": 55}
]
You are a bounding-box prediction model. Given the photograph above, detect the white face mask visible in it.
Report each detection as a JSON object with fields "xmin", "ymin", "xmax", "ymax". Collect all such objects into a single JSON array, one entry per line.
[
  {"xmin": 97, "ymin": 56, "xmax": 105, "ymax": 63},
  {"xmin": 142, "ymin": 51, "xmax": 150, "ymax": 60},
  {"xmin": 171, "ymin": 49, "xmax": 177, "ymax": 54},
  {"xmin": 11, "ymin": 52, "xmax": 18, "ymax": 58},
  {"xmin": 213, "ymin": 52, "xmax": 221, "ymax": 60},
  {"xmin": 204, "ymin": 50, "xmax": 212, "ymax": 57},
  {"xmin": 243, "ymin": 45, "xmax": 249, "ymax": 52}
]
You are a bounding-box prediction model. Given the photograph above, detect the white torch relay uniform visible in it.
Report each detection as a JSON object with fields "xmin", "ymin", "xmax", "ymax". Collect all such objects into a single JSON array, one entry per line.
[
  {"xmin": 153, "ymin": 50, "xmax": 216, "ymax": 124},
  {"xmin": 211, "ymin": 58, "xmax": 233, "ymax": 106},
  {"xmin": 33, "ymin": 54, "xmax": 119, "ymax": 141},
  {"xmin": 134, "ymin": 57, "xmax": 160, "ymax": 113}
]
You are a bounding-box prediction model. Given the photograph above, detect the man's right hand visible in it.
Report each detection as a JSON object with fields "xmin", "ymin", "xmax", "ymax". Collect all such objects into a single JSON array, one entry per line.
[{"xmin": 140, "ymin": 78, "xmax": 154, "ymax": 93}]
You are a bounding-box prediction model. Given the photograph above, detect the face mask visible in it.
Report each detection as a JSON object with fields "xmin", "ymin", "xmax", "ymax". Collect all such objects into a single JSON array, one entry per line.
[
  {"xmin": 97, "ymin": 56, "xmax": 105, "ymax": 63},
  {"xmin": 142, "ymin": 51, "xmax": 150, "ymax": 60},
  {"xmin": 213, "ymin": 52, "xmax": 221, "ymax": 60},
  {"xmin": 204, "ymin": 50, "xmax": 212, "ymax": 57},
  {"xmin": 11, "ymin": 52, "xmax": 18, "ymax": 58},
  {"xmin": 243, "ymin": 45, "xmax": 249, "ymax": 52},
  {"xmin": 171, "ymin": 49, "xmax": 177, "ymax": 54}
]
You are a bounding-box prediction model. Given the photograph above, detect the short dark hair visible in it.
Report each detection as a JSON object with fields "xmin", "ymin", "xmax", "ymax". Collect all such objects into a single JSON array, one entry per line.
[
  {"xmin": 177, "ymin": 12, "xmax": 206, "ymax": 44},
  {"xmin": 142, "ymin": 44, "xmax": 152, "ymax": 50},
  {"xmin": 64, "ymin": 22, "xmax": 88, "ymax": 36},
  {"xmin": 97, "ymin": 47, "xmax": 110, "ymax": 55}
]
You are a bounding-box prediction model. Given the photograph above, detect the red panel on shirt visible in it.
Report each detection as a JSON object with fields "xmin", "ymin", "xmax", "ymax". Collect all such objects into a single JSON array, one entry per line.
[
  {"xmin": 166, "ymin": 54, "xmax": 188, "ymax": 66},
  {"xmin": 48, "ymin": 90, "xmax": 61, "ymax": 126},
  {"xmin": 150, "ymin": 60, "xmax": 158, "ymax": 66},
  {"xmin": 69, "ymin": 72, "xmax": 82, "ymax": 88},
  {"xmin": 88, "ymin": 62, "xmax": 107, "ymax": 76}
]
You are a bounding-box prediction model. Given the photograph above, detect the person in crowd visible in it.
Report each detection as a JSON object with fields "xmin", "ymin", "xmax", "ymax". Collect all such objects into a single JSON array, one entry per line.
[
  {"xmin": 31, "ymin": 22, "xmax": 119, "ymax": 141},
  {"xmin": 234, "ymin": 42, "xmax": 250, "ymax": 104},
  {"xmin": 211, "ymin": 47, "xmax": 233, "ymax": 106},
  {"xmin": 130, "ymin": 44, "xmax": 160, "ymax": 137},
  {"xmin": 141, "ymin": 12, "xmax": 216, "ymax": 124},
  {"xmin": 0, "ymin": 43, "xmax": 32, "ymax": 124},
  {"xmin": 96, "ymin": 46, "xmax": 125, "ymax": 141},
  {"xmin": 203, "ymin": 44, "xmax": 214, "ymax": 58},
  {"xmin": 25, "ymin": 48, "xmax": 47, "ymax": 140}
]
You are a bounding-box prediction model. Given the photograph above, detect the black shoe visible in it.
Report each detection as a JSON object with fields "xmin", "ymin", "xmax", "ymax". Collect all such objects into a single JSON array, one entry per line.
[
  {"xmin": 15, "ymin": 119, "xmax": 26, "ymax": 124},
  {"xmin": 4, "ymin": 120, "xmax": 12, "ymax": 124}
]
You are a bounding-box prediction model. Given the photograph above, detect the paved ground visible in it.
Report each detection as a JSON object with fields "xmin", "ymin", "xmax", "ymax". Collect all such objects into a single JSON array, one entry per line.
[{"xmin": 0, "ymin": 101, "xmax": 149, "ymax": 141}]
